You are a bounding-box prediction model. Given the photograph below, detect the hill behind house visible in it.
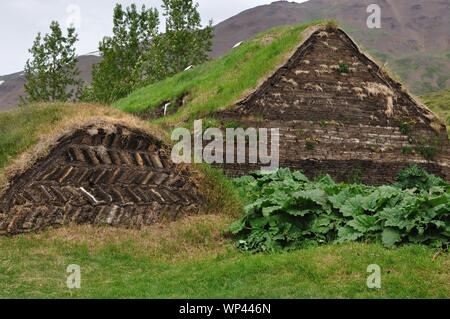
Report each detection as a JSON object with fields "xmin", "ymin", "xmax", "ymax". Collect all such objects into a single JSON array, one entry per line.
[{"xmin": 0, "ymin": 55, "xmax": 100, "ymax": 112}]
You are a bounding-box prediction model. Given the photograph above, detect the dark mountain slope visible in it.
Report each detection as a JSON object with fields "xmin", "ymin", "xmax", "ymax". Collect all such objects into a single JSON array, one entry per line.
[{"xmin": 0, "ymin": 55, "xmax": 100, "ymax": 111}]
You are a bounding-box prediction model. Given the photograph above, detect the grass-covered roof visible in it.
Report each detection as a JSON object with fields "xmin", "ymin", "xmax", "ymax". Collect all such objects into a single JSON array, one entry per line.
[
  {"xmin": 113, "ymin": 22, "xmax": 324, "ymax": 127},
  {"xmin": 113, "ymin": 21, "xmax": 449, "ymax": 136}
]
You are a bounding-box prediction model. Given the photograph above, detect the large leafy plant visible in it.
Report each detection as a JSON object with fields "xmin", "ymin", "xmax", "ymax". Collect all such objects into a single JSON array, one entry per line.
[{"xmin": 230, "ymin": 168, "xmax": 450, "ymax": 253}]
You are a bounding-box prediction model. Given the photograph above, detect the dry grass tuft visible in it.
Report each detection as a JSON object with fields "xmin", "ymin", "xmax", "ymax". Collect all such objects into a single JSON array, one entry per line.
[
  {"xmin": 365, "ymin": 82, "xmax": 394, "ymax": 98},
  {"xmin": 259, "ymin": 33, "xmax": 279, "ymax": 46},
  {"xmin": 304, "ymin": 83, "xmax": 323, "ymax": 92},
  {"xmin": 295, "ymin": 70, "xmax": 310, "ymax": 75},
  {"xmin": 352, "ymin": 87, "xmax": 364, "ymax": 94},
  {"xmin": 364, "ymin": 82, "xmax": 396, "ymax": 117}
]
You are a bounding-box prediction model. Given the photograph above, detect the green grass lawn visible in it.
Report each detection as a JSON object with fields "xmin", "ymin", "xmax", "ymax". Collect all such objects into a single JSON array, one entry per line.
[{"xmin": 1, "ymin": 214, "xmax": 448, "ymax": 299}]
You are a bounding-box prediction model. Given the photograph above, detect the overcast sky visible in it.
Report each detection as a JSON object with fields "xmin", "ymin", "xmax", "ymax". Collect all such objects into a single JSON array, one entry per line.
[{"xmin": 0, "ymin": 0, "xmax": 308, "ymax": 75}]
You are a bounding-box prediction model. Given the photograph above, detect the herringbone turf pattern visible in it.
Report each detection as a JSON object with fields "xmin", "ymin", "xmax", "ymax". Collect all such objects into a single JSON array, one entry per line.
[{"xmin": 0, "ymin": 124, "xmax": 202, "ymax": 235}]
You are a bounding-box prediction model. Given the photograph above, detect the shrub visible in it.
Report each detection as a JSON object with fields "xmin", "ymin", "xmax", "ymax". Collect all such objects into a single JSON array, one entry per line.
[
  {"xmin": 399, "ymin": 122, "xmax": 413, "ymax": 135},
  {"xmin": 230, "ymin": 168, "xmax": 450, "ymax": 253},
  {"xmin": 415, "ymin": 144, "xmax": 439, "ymax": 161},
  {"xmin": 305, "ymin": 141, "xmax": 315, "ymax": 150},
  {"xmin": 401, "ymin": 146, "xmax": 414, "ymax": 155},
  {"xmin": 338, "ymin": 63, "xmax": 349, "ymax": 74},
  {"xmin": 395, "ymin": 165, "xmax": 447, "ymax": 191}
]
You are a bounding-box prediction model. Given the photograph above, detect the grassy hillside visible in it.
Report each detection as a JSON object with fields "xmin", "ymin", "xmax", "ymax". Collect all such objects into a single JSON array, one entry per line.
[
  {"xmin": 364, "ymin": 47, "xmax": 450, "ymax": 95},
  {"xmin": 0, "ymin": 104, "xmax": 72, "ymax": 171},
  {"xmin": 421, "ymin": 90, "xmax": 450, "ymax": 136},
  {"xmin": 114, "ymin": 22, "xmax": 323, "ymax": 128}
]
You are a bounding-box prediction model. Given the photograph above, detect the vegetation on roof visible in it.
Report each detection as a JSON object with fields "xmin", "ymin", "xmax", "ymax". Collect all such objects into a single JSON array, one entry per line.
[
  {"xmin": 0, "ymin": 103, "xmax": 167, "ymax": 173},
  {"xmin": 0, "ymin": 104, "xmax": 69, "ymax": 171},
  {"xmin": 0, "ymin": 104, "xmax": 147, "ymax": 191},
  {"xmin": 114, "ymin": 21, "xmax": 450, "ymax": 135},
  {"xmin": 113, "ymin": 21, "xmax": 323, "ymax": 127}
]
